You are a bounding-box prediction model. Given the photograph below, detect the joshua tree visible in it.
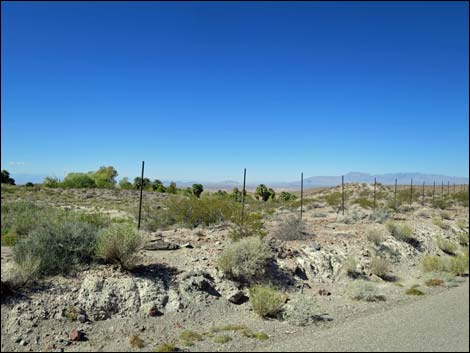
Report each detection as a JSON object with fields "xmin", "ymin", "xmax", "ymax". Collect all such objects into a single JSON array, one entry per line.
[{"xmin": 192, "ymin": 183, "xmax": 204, "ymax": 198}]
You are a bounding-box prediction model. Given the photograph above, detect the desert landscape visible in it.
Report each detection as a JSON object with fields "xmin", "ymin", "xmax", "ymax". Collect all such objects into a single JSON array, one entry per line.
[{"xmin": 1, "ymin": 175, "xmax": 468, "ymax": 352}]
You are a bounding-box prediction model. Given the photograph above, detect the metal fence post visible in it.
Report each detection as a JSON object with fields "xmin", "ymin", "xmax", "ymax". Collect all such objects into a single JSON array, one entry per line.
[
  {"xmin": 394, "ymin": 178, "xmax": 397, "ymax": 207},
  {"xmin": 422, "ymin": 181, "xmax": 425, "ymax": 205},
  {"xmin": 342, "ymin": 175, "xmax": 345, "ymax": 215},
  {"xmin": 373, "ymin": 177, "xmax": 376, "ymax": 211},
  {"xmin": 241, "ymin": 168, "xmax": 246, "ymax": 225},
  {"xmin": 300, "ymin": 172, "xmax": 304, "ymax": 220},
  {"xmin": 410, "ymin": 178, "xmax": 413, "ymax": 204},
  {"xmin": 137, "ymin": 161, "xmax": 145, "ymax": 230},
  {"xmin": 433, "ymin": 181, "xmax": 435, "ymax": 202}
]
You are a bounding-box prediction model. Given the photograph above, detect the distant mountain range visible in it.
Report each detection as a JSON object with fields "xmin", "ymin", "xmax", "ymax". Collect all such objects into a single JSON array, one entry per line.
[{"xmin": 9, "ymin": 172, "xmax": 469, "ymax": 190}]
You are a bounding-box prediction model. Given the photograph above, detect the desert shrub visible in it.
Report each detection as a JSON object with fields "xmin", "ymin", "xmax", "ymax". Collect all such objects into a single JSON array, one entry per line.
[
  {"xmin": 213, "ymin": 335, "xmax": 232, "ymax": 344},
  {"xmin": 43, "ymin": 176, "xmax": 61, "ymax": 188},
  {"xmin": 91, "ymin": 166, "xmax": 118, "ymax": 188},
  {"xmin": 440, "ymin": 211, "xmax": 452, "ymax": 220},
  {"xmin": 280, "ymin": 192, "xmax": 297, "ymax": 201},
  {"xmin": 347, "ymin": 281, "xmax": 385, "ymax": 302},
  {"xmin": 386, "ymin": 222, "xmax": 417, "ymax": 246},
  {"xmin": 433, "ymin": 218, "xmax": 450, "ymax": 230},
  {"xmin": 342, "ymin": 256, "xmax": 358, "ymax": 277},
  {"xmin": 370, "ymin": 257, "xmax": 390, "ymax": 278},
  {"xmin": 352, "ymin": 197, "xmax": 374, "ymax": 209},
  {"xmin": 228, "ymin": 212, "xmax": 267, "ymax": 241},
  {"xmin": 1, "ymin": 234, "xmax": 17, "ymax": 247},
  {"xmin": 25, "ymin": 182, "xmax": 34, "ymax": 187},
  {"xmin": 425, "ymin": 278, "xmax": 445, "ymax": 287},
  {"xmin": 324, "ymin": 192, "xmax": 342, "ymax": 208},
  {"xmin": 436, "ymin": 237, "xmax": 457, "ymax": 255},
  {"xmin": 416, "ymin": 209, "xmax": 431, "ymax": 218},
  {"xmin": 423, "ymin": 271, "xmax": 461, "ymax": 287},
  {"xmin": 282, "ymin": 294, "xmax": 321, "ymax": 326},
  {"xmin": 405, "ymin": 285, "xmax": 425, "ymax": 296},
  {"xmin": 452, "ymin": 191, "xmax": 469, "ymax": 207},
  {"xmin": 129, "ymin": 335, "xmax": 145, "ymax": 348},
  {"xmin": 272, "ymin": 216, "xmax": 308, "ymax": 241},
  {"xmin": 217, "ymin": 236, "xmax": 272, "ymax": 283},
  {"xmin": 179, "ymin": 331, "xmax": 203, "ymax": 346},
  {"xmin": 191, "ymin": 184, "xmax": 204, "ymax": 198},
  {"xmin": 96, "ymin": 223, "xmax": 142, "ymax": 270},
  {"xmin": 1, "ymin": 170, "xmax": 15, "ymax": 185},
  {"xmin": 368, "ymin": 209, "xmax": 390, "ymax": 223},
  {"xmin": 367, "ymin": 228, "xmax": 385, "ymax": 246},
  {"xmin": 457, "ymin": 232, "xmax": 469, "ymax": 246},
  {"xmin": 119, "ymin": 177, "xmax": 133, "ymax": 190},
  {"xmin": 432, "ymin": 197, "xmax": 450, "ymax": 210},
  {"xmin": 154, "ymin": 343, "xmax": 178, "ymax": 352},
  {"xmin": 13, "ymin": 221, "xmax": 98, "ymax": 276},
  {"xmin": 457, "ymin": 219, "xmax": 468, "ymax": 230},
  {"xmin": 62, "ymin": 173, "xmax": 96, "ymax": 188},
  {"xmin": 241, "ymin": 330, "xmax": 269, "ymax": 340},
  {"xmin": 447, "ymin": 253, "xmax": 469, "ymax": 276},
  {"xmin": 249, "ymin": 285, "xmax": 285, "ymax": 318},
  {"xmin": 421, "ymin": 256, "xmax": 447, "ymax": 273}
]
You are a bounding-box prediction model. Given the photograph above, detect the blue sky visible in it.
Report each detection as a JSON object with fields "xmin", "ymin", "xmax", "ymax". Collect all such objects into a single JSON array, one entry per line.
[{"xmin": 1, "ymin": 1, "xmax": 469, "ymax": 183}]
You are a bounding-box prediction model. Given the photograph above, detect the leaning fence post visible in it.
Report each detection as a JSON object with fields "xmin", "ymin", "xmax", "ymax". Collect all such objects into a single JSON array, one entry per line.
[
  {"xmin": 300, "ymin": 172, "xmax": 304, "ymax": 220},
  {"xmin": 137, "ymin": 161, "xmax": 145, "ymax": 230},
  {"xmin": 241, "ymin": 168, "xmax": 246, "ymax": 225},
  {"xmin": 342, "ymin": 175, "xmax": 345, "ymax": 215}
]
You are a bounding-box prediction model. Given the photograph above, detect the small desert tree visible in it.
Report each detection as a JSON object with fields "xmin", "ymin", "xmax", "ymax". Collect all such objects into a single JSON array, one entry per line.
[
  {"xmin": 119, "ymin": 177, "xmax": 133, "ymax": 190},
  {"xmin": 167, "ymin": 182, "xmax": 177, "ymax": 194},
  {"xmin": 62, "ymin": 173, "xmax": 96, "ymax": 188},
  {"xmin": 151, "ymin": 179, "xmax": 166, "ymax": 192},
  {"xmin": 133, "ymin": 177, "xmax": 151, "ymax": 190},
  {"xmin": 1, "ymin": 170, "xmax": 15, "ymax": 185},
  {"xmin": 255, "ymin": 184, "xmax": 272, "ymax": 201},
  {"xmin": 92, "ymin": 166, "xmax": 118, "ymax": 188},
  {"xmin": 192, "ymin": 183, "xmax": 204, "ymax": 198}
]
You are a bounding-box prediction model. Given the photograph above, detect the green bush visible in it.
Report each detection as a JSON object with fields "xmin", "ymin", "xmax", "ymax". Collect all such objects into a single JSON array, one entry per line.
[
  {"xmin": 432, "ymin": 197, "xmax": 450, "ymax": 210},
  {"xmin": 217, "ymin": 236, "xmax": 272, "ymax": 283},
  {"xmin": 255, "ymin": 184, "xmax": 274, "ymax": 202},
  {"xmin": 43, "ymin": 176, "xmax": 61, "ymax": 188},
  {"xmin": 433, "ymin": 218, "xmax": 450, "ymax": 230},
  {"xmin": 280, "ymin": 192, "xmax": 297, "ymax": 201},
  {"xmin": 119, "ymin": 177, "xmax": 134, "ymax": 190},
  {"xmin": 324, "ymin": 192, "xmax": 342, "ymax": 208},
  {"xmin": 228, "ymin": 212, "xmax": 267, "ymax": 241},
  {"xmin": 96, "ymin": 223, "xmax": 142, "ymax": 270},
  {"xmin": 440, "ymin": 211, "xmax": 452, "ymax": 220},
  {"xmin": 62, "ymin": 173, "xmax": 96, "ymax": 188},
  {"xmin": 352, "ymin": 197, "xmax": 374, "ymax": 209},
  {"xmin": 436, "ymin": 237, "xmax": 457, "ymax": 255},
  {"xmin": 452, "ymin": 191, "xmax": 469, "ymax": 207},
  {"xmin": 457, "ymin": 232, "xmax": 469, "ymax": 246},
  {"xmin": 91, "ymin": 166, "xmax": 118, "ymax": 188},
  {"xmin": 13, "ymin": 221, "xmax": 98, "ymax": 276},
  {"xmin": 249, "ymin": 285, "xmax": 285, "ymax": 318},
  {"xmin": 447, "ymin": 253, "xmax": 469, "ymax": 276},
  {"xmin": 191, "ymin": 184, "xmax": 204, "ymax": 198},
  {"xmin": 421, "ymin": 255, "xmax": 446, "ymax": 273},
  {"xmin": 1, "ymin": 170, "xmax": 15, "ymax": 185}
]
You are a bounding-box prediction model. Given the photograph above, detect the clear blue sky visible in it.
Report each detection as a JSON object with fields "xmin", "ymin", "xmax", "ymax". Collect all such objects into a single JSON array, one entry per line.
[{"xmin": 1, "ymin": 1, "xmax": 468, "ymax": 182}]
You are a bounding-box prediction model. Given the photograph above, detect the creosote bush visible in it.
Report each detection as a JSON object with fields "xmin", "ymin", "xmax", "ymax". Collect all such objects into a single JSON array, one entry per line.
[
  {"xmin": 96, "ymin": 223, "xmax": 142, "ymax": 270},
  {"xmin": 154, "ymin": 343, "xmax": 178, "ymax": 352},
  {"xmin": 272, "ymin": 216, "xmax": 308, "ymax": 241},
  {"xmin": 249, "ymin": 285, "xmax": 286, "ymax": 318},
  {"xmin": 457, "ymin": 232, "xmax": 469, "ymax": 246},
  {"xmin": 421, "ymin": 255, "xmax": 446, "ymax": 273},
  {"xmin": 405, "ymin": 285, "xmax": 425, "ymax": 296},
  {"xmin": 229, "ymin": 212, "xmax": 267, "ymax": 241},
  {"xmin": 217, "ymin": 236, "xmax": 272, "ymax": 283},
  {"xmin": 433, "ymin": 218, "xmax": 450, "ymax": 230},
  {"xmin": 13, "ymin": 221, "xmax": 98, "ymax": 276}
]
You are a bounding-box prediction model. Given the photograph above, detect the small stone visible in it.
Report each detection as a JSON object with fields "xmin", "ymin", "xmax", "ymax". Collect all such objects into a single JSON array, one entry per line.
[
  {"xmin": 19, "ymin": 340, "xmax": 27, "ymax": 346},
  {"xmin": 78, "ymin": 314, "xmax": 87, "ymax": 323},
  {"xmin": 149, "ymin": 307, "xmax": 163, "ymax": 317},
  {"xmin": 181, "ymin": 243, "xmax": 193, "ymax": 249},
  {"xmin": 69, "ymin": 329, "xmax": 82, "ymax": 342},
  {"xmin": 227, "ymin": 290, "xmax": 248, "ymax": 305}
]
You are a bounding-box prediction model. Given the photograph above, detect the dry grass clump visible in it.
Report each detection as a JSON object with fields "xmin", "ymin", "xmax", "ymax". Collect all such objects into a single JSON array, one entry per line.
[
  {"xmin": 447, "ymin": 253, "xmax": 469, "ymax": 276},
  {"xmin": 217, "ymin": 236, "xmax": 273, "ymax": 283},
  {"xmin": 432, "ymin": 218, "xmax": 450, "ymax": 230},
  {"xmin": 457, "ymin": 219, "xmax": 468, "ymax": 230},
  {"xmin": 154, "ymin": 343, "xmax": 178, "ymax": 352},
  {"xmin": 436, "ymin": 237, "xmax": 457, "ymax": 255},
  {"xmin": 440, "ymin": 211, "xmax": 452, "ymax": 220},
  {"xmin": 425, "ymin": 278, "xmax": 445, "ymax": 287},
  {"xmin": 129, "ymin": 335, "xmax": 145, "ymax": 348},
  {"xmin": 342, "ymin": 256, "xmax": 360, "ymax": 278},
  {"xmin": 370, "ymin": 257, "xmax": 390, "ymax": 279},
  {"xmin": 179, "ymin": 331, "xmax": 203, "ymax": 347},
  {"xmin": 213, "ymin": 335, "xmax": 232, "ymax": 344},
  {"xmin": 96, "ymin": 223, "xmax": 142, "ymax": 270},
  {"xmin": 347, "ymin": 280, "xmax": 385, "ymax": 302},
  {"xmin": 421, "ymin": 253, "xmax": 469, "ymax": 276},
  {"xmin": 240, "ymin": 330, "xmax": 269, "ymax": 340},
  {"xmin": 421, "ymin": 255, "xmax": 447, "ymax": 273},
  {"xmin": 273, "ymin": 216, "xmax": 309, "ymax": 241},
  {"xmin": 386, "ymin": 222, "xmax": 418, "ymax": 247},
  {"xmin": 405, "ymin": 285, "xmax": 425, "ymax": 296},
  {"xmin": 367, "ymin": 228, "xmax": 385, "ymax": 246},
  {"xmin": 457, "ymin": 232, "xmax": 469, "ymax": 246},
  {"xmin": 249, "ymin": 285, "xmax": 286, "ymax": 318}
]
